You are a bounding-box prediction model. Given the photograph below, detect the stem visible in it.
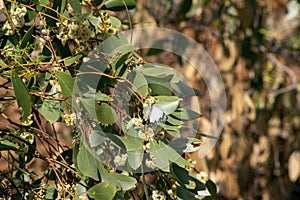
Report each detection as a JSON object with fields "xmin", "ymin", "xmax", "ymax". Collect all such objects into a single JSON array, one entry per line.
[
  {"xmin": 122, "ymin": 0, "xmax": 133, "ymax": 44},
  {"xmin": 181, "ymin": 125, "xmax": 219, "ymax": 139},
  {"xmin": 141, "ymin": 165, "xmax": 150, "ymax": 200}
]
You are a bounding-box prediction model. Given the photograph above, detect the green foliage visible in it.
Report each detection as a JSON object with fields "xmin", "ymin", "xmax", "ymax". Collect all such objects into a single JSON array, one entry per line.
[
  {"xmin": 87, "ymin": 182, "xmax": 116, "ymax": 200},
  {"xmin": 11, "ymin": 70, "xmax": 31, "ymax": 119},
  {"xmin": 0, "ymin": 1, "xmax": 214, "ymax": 199}
]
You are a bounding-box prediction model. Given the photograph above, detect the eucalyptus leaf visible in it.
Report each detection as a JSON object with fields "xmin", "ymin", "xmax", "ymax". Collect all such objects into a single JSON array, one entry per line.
[
  {"xmin": 27, "ymin": 9, "xmax": 37, "ymax": 22},
  {"xmin": 204, "ymin": 180, "xmax": 217, "ymax": 200},
  {"xmin": 77, "ymin": 144, "xmax": 99, "ymax": 180},
  {"xmin": 45, "ymin": 184, "xmax": 57, "ymax": 200},
  {"xmin": 168, "ymin": 138, "xmax": 189, "ymax": 154},
  {"xmin": 133, "ymin": 71, "xmax": 148, "ymax": 96},
  {"xmin": 87, "ymin": 182, "xmax": 116, "ymax": 200},
  {"xmin": 97, "ymin": 162, "xmax": 136, "ymax": 191},
  {"xmin": 0, "ymin": 140, "xmax": 20, "ymax": 151},
  {"xmin": 69, "ymin": 0, "xmax": 82, "ymax": 14},
  {"xmin": 179, "ymin": 0, "xmax": 192, "ymax": 16},
  {"xmin": 112, "ymin": 174, "xmax": 137, "ymax": 191},
  {"xmin": 74, "ymin": 180, "xmax": 88, "ymax": 200},
  {"xmin": 101, "ymin": 34, "xmax": 130, "ymax": 54},
  {"xmin": 80, "ymin": 99, "xmax": 117, "ymax": 125},
  {"xmin": 171, "ymin": 164, "xmax": 206, "ymax": 194},
  {"xmin": 166, "ymin": 130, "xmax": 181, "ymax": 138},
  {"xmin": 176, "ymin": 186, "xmax": 196, "ymax": 200},
  {"xmin": 171, "ymin": 108, "xmax": 202, "ymax": 121},
  {"xmin": 119, "ymin": 134, "xmax": 143, "ymax": 152},
  {"xmin": 150, "ymin": 140, "xmax": 191, "ymax": 172},
  {"xmin": 138, "ymin": 63, "xmax": 175, "ymax": 77},
  {"xmin": 87, "ymin": 14, "xmax": 100, "ymax": 27},
  {"xmin": 127, "ymin": 151, "xmax": 143, "ymax": 170},
  {"xmin": 167, "ymin": 115, "xmax": 183, "ymax": 125},
  {"xmin": 89, "ymin": 131, "xmax": 107, "ymax": 148},
  {"xmin": 56, "ymin": 71, "xmax": 75, "ymax": 103},
  {"xmin": 64, "ymin": 54, "xmax": 83, "ymax": 66},
  {"xmin": 103, "ymin": 0, "xmax": 136, "ymax": 11},
  {"xmin": 110, "ymin": 16, "xmax": 122, "ymax": 28},
  {"xmin": 11, "ymin": 70, "xmax": 31, "ymax": 119},
  {"xmin": 20, "ymin": 25, "xmax": 34, "ymax": 48},
  {"xmin": 171, "ymin": 81, "xmax": 202, "ymax": 96},
  {"xmin": 38, "ymin": 100, "xmax": 60, "ymax": 123}
]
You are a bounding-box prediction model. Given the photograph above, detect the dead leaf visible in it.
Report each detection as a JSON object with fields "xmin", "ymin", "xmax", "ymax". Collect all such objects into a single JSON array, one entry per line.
[{"xmin": 288, "ymin": 151, "xmax": 300, "ymax": 182}]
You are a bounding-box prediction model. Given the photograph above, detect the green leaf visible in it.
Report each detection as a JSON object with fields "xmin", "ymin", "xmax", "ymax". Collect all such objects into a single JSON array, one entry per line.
[
  {"xmin": 71, "ymin": 13, "xmax": 90, "ymax": 21},
  {"xmin": 102, "ymin": 34, "xmax": 130, "ymax": 54},
  {"xmin": 150, "ymin": 141, "xmax": 170, "ymax": 172},
  {"xmin": 176, "ymin": 186, "xmax": 196, "ymax": 200},
  {"xmin": 103, "ymin": 0, "xmax": 136, "ymax": 11},
  {"xmin": 158, "ymin": 123, "xmax": 180, "ymax": 131},
  {"xmin": 56, "ymin": 71, "xmax": 75, "ymax": 103},
  {"xmin": 87, "ymin": 182, "xmax": 116, "ymax": 200},
  {"xmin": 171, "ymin": 81, "xmax": 202, "ymax": 96},
  {"xmin": 80, "ymin": 99, "xmax": 117, "ymax": 125},
  {"xmin": 138, "ymin": 64, "xmax": 175, "ymax": 77},
  {"xmin": 155, "ymin": 96, "xmax": 181, "ymax": 115},
  {"xmin": 77, "ymin": 143, "xmax": 99, "ymax": 180},
  {"xmin": 11, "ymin": 70, "xmax": 31, "ymax": 119},
  {"xmin": 171, "ymin": 108, "xmax": 202, "ymax": 121},
  {"xmin": 89, "ymin": 130, "xmax": 106, "ymax": 148},
  {"xmin": 179, "ymin": 0, "xmax": 192, "ymax": 16},
  {"xmin": 20, "ymin": 25, "xmax": 34, "ymax": 48},
  {"xmin": 27, "ymin": 10, "xmax": 37, "ymax": 21},
  {"xmin": 87, "ymin": 14, "xmax": 100, "ymax": 26},
  {"xmin": 204, "ymin": 180, "xmax": 217, "ymax": 200},
  {"xmin": 148, "ymin": 83, "xmax": 172, "ymax": 96},
  {"xmin": 74, "ymin": 180, "xmax": 88, "ymax": 200},
  {"xmin": 96, "ymin": 103, "xmax": 117, "ymax": 125},
  {"xmin": 0, "ymin": 140, "xmax": 20, "ymax": 151},
  {"xmin": 167, "ymin": 115, "xmax": 183, "ymax": 126},
  {"xmin": 127, "ymin": 151, "xmax": 143, "ymax": 170},
  {"xmin": 110, "ymin": 16, "xmax": 122, "ymax": 28},
  {"xmin": 69, "ymin": 0, "xmax": 82, "ymax": 14},
  {"xmin": 38, "ymin": 100, "xmax": 60, "ymax": 123},
  {"xmin": 45, "ymin": 184, "xmax": 57, "ymax": 200},
  {"xmin": 133, "ymin": 71, "xmax": 148, "ymax": 96},
  {"xmin": 97, "ymin": 162, "xmax": 137, "ymax": 191},
  {"xmin": 95, "ymin": 92, "xmax": 113, "ymax": 101},
  {"xmin": 166, "ymin": 130, "xmax": 181, "ymax": 138},
  {"xmin": 171, "ymin": 164, "xmax": 206, "ymax": 194},
  {"xmin": 112, "ymin": 174, "xmax": 137, "ymax": 191},
  {"xmin": 119, "ymin": 134, "xmax": 143, "ymax": 152},
  {"xmin": 64, "ymin": 54, "xmax": 83, "ymax": 66},
  {"xmin": 150, "ymin": 141, "xmax": 192, "ymax": 172},
  {"xmin": 169, "ymin": 138, "xmax": 189, "ymax": 154}
]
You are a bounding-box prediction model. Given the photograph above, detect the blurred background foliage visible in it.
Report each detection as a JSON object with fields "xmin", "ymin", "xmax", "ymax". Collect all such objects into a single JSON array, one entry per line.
[{"xmin": 127, "ymin": 0, "xmax": 300, "ymax": 199}]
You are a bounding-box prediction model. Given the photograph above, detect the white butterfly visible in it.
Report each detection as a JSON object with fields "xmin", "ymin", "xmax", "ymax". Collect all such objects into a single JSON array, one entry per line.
[{"xmin": 142, "ymin": 104, "xmax": 167, "ymax": 125}]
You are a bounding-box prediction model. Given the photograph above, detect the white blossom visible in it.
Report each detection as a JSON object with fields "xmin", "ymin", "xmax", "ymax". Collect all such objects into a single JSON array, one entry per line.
[
  {"xmin": 196, "ymin": 171, "xmax": 209, "ymax": 184},
  {"xmin": 152, "ymin": 190, "xmax": 166, "ymax": 200},
  {"xmin": 114, "ymin": 154, "xmax": 127, "ymax": 167},
  {"xmin": 22, "ymin": 114, "xmax": 33, "ymax": 126},
  {"xmin": 11, "ymin": 7, "xmax": 27, "ymax": 28},
  {"xmin": 63, "ymin": 113, "xmax": 76, "ymax": 126},
  {"xmin": 126, "ymin": 117, "xmax": 143, "ymax": 129},
  {"xmin": 20, "ymin": 132, "xmax": 34, "ymax": 144},
  {"xmin": 145, "ymin": 155, "xmax": 156, "ymax": 169},
  {"xmin": 138, "ymin": 127, "xmax": 154, "ymax": 141}
]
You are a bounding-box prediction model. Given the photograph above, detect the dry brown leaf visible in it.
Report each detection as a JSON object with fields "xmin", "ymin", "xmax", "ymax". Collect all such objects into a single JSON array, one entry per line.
[
  {"xmin": 288, "ymin": 151, "xmax": 300, "ymax": 182},
  {"xmin": 219, "ymin": 132, "xmax": 232, "ymax": 159}
]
